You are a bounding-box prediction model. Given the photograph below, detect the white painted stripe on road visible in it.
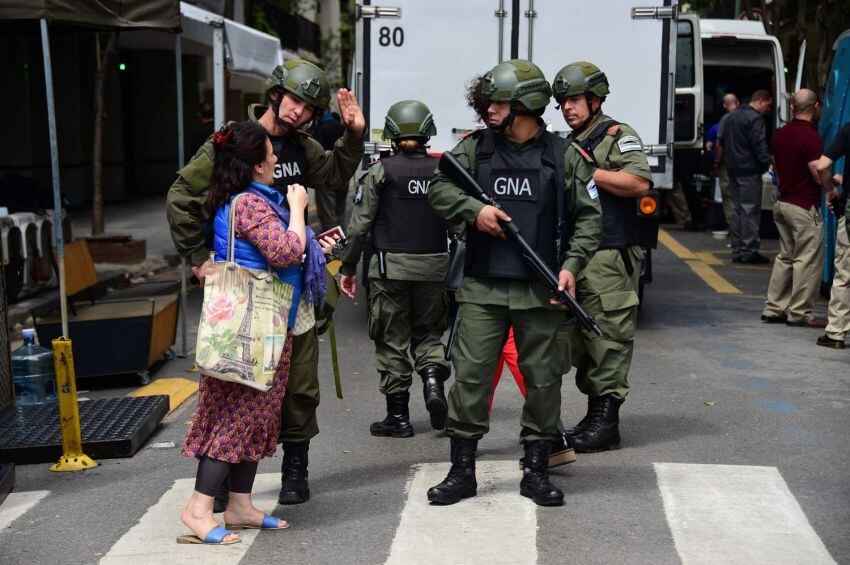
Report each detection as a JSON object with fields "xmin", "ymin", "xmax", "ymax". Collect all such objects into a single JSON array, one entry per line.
[
  {"xmin": 655, "ymin": 463, "xmax": 836, "ymax": 565},
  {"xmin": 386, "ymin": 461, "xmax": 536, "ymax": 565},
  {"xmin": 101, "ymin": 473, "xmax": 280, "ymax": 564},
  {"xmin": 0, "ymin": 491, "xmax": 49, "ymax": 531}
]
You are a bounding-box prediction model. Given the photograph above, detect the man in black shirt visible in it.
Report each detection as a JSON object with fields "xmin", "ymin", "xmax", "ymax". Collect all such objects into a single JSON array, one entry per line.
[
  {"xmin": 815, "ymin": 122, "xmax": 850, "ymax": 349},
  {"xmin": 718, "ymin": 90, "xmax": 773, "ymax": 264}
]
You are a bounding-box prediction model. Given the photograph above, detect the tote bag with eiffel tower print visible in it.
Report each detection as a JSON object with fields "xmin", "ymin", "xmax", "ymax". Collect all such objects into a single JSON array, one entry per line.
[{"xmin": 195, "ymin": 195, "xmax": 296, "ymax": 392}]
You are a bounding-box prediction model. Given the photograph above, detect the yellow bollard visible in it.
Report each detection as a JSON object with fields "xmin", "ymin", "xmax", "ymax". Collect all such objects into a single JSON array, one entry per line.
[{"xmin": 49, "ymin": 338, "xmax": 97, "ymax": 472}]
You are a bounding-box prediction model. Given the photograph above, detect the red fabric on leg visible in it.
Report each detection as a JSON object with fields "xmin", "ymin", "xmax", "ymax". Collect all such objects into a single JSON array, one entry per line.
[
  {"xmin": 487, "ymin": 328, "xmax": 528, "ymax": 415},
  {"xmin": 501, "ymin": 328, "xmax": 527, "ymax": 397}
]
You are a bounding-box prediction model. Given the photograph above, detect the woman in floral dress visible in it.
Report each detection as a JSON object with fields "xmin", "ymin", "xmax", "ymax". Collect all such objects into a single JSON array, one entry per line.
[{"xmin": 178, "ymin": 122, "xmax": 312, "ymax": 545}]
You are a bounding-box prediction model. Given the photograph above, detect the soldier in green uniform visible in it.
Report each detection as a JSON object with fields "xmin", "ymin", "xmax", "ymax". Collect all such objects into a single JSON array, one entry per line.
[
  {"xmin": 166, "ymin": 59, "xmax": 365, "ymax": 505},
  {"xmin": 552, "ymin": 61, "xmax": 652, "ymax": 452},
  {"xmin": 425, "ymin": 60, "xmax": 602, "ymax": 507},
  {"xmin": 338, "ymin": 100, "xmax": 452, "ymax": 437}
]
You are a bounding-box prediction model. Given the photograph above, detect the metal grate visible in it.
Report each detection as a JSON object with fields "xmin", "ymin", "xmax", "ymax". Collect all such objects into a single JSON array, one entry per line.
[{"xmin": 0, "ymin": 395, "xmax": 169, "ymax": 464}]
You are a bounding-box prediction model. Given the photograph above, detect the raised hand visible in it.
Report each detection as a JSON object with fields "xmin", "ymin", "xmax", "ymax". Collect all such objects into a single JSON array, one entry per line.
[{"xmin": 337, "ymin": 88, "xmax": 366, "ymax": 137}]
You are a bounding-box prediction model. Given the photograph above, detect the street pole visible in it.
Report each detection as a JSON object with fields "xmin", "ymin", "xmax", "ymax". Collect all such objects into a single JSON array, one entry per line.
[
  {"xmin": 40, "ymin": 18, "xmax": 68, "ymax": 339},
  {"xmin": 175, "ymin": 32, "xmax": 189, "ymax": 359},
  {"xmin": 41, "ymin": 19, "xmax": 94, "ymax": 472},
  {"xmin": 213, "ymin": 25, "xmax": 225, "ymax": 127}
]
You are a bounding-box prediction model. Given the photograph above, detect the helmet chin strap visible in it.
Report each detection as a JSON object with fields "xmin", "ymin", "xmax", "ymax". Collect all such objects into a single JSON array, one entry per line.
[
  {"xmin": 573, "ymin": 94, "xmax": 601, "ymax": 136},
  {"xmin": 489, "ymin": 102, "xmax": 536, "ymax": 133},
  {"xmin": 270, "ymin": 94, "xmax": 315, "ymax": 135},
  {"xmin": 488, "ymin": 105, "xmax": 515, "ymax": 133}
]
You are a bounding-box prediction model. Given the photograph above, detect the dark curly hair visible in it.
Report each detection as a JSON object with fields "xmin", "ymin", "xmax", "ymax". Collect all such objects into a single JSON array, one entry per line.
[
  {"xmin": 206, "ymin": 122, "xmax": 269, "ymax": 214},
  {"xmin": 466, "ymin": 74, "xmax": 489, "ymax": 122}
]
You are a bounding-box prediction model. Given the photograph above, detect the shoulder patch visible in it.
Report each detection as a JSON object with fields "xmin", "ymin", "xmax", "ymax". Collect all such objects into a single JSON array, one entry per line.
[
  {"xmin": 586, "ymin": 178, "xmax": 599, "ymax": 200},
  {"xmin": 617, "ymin": 135, "xmax": 642, "ymax": 153},
  {"xmin": 607, "ymin": 124, "xmax": 621, "ymax": 136},
  {"xmin": 353, "ymin": 184, "xmax": 364, "ymax": 204}
]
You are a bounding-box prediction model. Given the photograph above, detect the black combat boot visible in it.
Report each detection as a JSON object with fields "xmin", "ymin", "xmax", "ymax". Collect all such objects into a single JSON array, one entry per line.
[
  {"xmin": 565, "ymin": 396, "xmax": 592, "ymax": 437},
  {"xmin": 519, "ymin": 441, "xmax": 564, "ymax": 506},
  {"xmin": 427, "ymin": 438, "xmax": 477, "ymax": 504},
  {"xmin": 419, "ymin": 364, "xmax": 449, "ymax": 430},
  {"xmin": 370, "ymin": 392, "xmax": 414, "ymax": 438},
  {"xmin": 572, "ymin": 395, "xmax": 622, "ymax": 453},
  {"xmin": 278, "ymin": 441, "xmax": 310, "ymax": 505},
  {"xmin": 518, "ymin": 433, "xmax": 576, "ymax": 469}
]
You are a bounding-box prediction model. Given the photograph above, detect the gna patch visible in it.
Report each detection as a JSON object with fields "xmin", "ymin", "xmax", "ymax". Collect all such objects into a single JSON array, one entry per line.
[
  {"xmin": 489, "ymin": 169, "xmax": 539, "ymax": 201},
  {"xmin": 398, "ymin": 176, "xmax": 432, "ymax": 199},
  {"xmin": 273, "ymin": 161, "xmax": 303, "ymax": 179}
]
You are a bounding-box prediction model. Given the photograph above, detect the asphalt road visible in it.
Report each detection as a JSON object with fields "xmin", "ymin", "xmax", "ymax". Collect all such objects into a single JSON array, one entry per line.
[{"xmin": 2, "ymin": 226, "xmax": 848, "ymax": 565}]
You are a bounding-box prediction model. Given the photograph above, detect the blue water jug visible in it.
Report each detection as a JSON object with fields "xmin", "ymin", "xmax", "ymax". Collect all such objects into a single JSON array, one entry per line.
[{"xmin": 12, "ymin": 329, "xmax": 57, "ymax": 405}]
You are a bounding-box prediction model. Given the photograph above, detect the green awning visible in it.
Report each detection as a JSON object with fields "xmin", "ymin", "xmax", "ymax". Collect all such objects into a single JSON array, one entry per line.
[{"xmin": 0, "ymin": 0, "xmax": 180, "ymax": 31}]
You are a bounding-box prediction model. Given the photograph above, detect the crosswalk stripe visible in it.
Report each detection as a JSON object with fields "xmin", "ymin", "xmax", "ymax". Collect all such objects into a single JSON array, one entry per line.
[
  {"xmin": 655, "ymin": 463, "xmax": 836, "ymax": 565},
  {"xmin": 0, "ymin": 491, "xmax": 49, "ymax": 532},
  {"xmin": 100, "ymin": 473, "xmax": 279, "ymax": 564},
  {"xmin": 386, "ymin": 461, "xmax": 536, "ymax": 565}
]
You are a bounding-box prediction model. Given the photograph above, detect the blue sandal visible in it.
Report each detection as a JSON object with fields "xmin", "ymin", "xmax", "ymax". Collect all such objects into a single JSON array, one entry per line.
[
  {"xmin": 225, "ymin": 514, "xmax": 289, "ymax": 530},
  {"xmin": 176, "ymin": 525, "xmax": 240, "ymax": 545}
]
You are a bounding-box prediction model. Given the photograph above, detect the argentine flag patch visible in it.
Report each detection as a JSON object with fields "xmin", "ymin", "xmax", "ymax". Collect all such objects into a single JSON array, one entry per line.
[{"xmin": 617, "ymin": 135, "xmax": 642, "ymax": 153}]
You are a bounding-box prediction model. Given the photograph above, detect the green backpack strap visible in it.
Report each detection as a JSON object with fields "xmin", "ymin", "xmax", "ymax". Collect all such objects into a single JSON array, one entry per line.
[
  {"xmin": 316, "ymin": 262, "xmax": 341, "ymax": 334},
  {"xmin": 316, "ymin": 261, "xmax": 342, "ymax": 398},
  {"xmin": 327, "ymin": 318, "xmax": 342, "ymax": 399}
]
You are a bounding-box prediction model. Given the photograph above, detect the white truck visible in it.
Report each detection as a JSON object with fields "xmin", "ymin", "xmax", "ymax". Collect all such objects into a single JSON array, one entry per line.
[{"xmin": 352, "ymin": 1, "xmax": 787, "ymax": 289}]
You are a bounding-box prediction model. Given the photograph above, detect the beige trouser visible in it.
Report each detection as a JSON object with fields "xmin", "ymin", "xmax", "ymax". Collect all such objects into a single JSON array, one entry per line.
[
  {"xmin": 826, "ymin": 220, "xmax": 850, "ymax": 341},
  {"xmin": 763, "ymin": 201, "xmax": 824, "ymax": 323},
  {"xmin": 669, "ymin": 181, "xmax": 692, "ymax": 225}
]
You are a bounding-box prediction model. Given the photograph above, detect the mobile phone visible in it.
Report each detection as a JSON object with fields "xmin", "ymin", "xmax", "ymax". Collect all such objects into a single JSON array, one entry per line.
[{"xmin": 317, "ymin": 226, "xmax": 345, "ymax": 241}]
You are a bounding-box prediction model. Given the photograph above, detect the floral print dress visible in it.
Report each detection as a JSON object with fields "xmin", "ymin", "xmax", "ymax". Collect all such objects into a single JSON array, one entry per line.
[{"xmin": 183, "ymin": 193, "xmax": 304, "ymax": 463}]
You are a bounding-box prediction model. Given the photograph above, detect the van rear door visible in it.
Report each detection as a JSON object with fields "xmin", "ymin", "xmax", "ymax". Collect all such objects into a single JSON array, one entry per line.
[{"xmin": 673, "ymin": 12, "xmax": 703, "ymax": 150}]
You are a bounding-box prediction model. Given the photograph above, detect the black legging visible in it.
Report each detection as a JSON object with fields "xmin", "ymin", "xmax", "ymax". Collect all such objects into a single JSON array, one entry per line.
[{"xmin": 194, "ymin": 456, "xmax": 259, "ymax": 497}]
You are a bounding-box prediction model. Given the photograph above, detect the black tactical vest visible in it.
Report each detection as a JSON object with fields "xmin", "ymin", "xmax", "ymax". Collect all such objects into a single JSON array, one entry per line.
[
  {"xmin": 372, "ymin": 153, "xmax": 447, "ymax": 254},
  {"xmin": 465, "ymin": 129, "xmax": 567, "ymax": 280},
  {"xmin": 578, "ymin": 120, "xmax": 640, "ymax": 249},
  {"xmin": 270, "ymin": 135, "xmax": 309, "ymax": 190}
]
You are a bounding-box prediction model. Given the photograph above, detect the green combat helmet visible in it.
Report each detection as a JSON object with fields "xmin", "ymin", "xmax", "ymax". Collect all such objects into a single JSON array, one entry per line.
[
  {"xmin": 552, "ymin": 61, "xmax": 610, "ymax": 103},
  {"xmin": 382, "ymin": 100, "xmax": 437, "ymax": 141},
  {"xmin": 269, "ymin": 59, "xmax": 331, "ymax": 110},
  {"xmin": 481, "ymin": 59, "xmax": 552, "ymax": 111}
]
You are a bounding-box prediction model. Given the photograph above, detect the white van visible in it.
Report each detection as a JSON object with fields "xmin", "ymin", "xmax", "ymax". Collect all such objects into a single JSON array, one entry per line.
[{"xmin": 675, "ymin": 16, "xmax": 788, "ymax": 223}]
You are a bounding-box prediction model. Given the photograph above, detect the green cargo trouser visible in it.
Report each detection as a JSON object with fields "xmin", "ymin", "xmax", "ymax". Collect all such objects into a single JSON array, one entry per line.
[
  {"xmin": 572, "ymin": 246, "xmax": 642, "ymax": 401},
  {"xmin": 280, "ymin": 326, "xmax": 320, "ymax": 443},
  {"xmin": 368, "ymin": 277, "xmax": 450, "ymax": 395},
  {"xmin": 447, "ymin": 302, "xmax": 570, "ymax": 442}
]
